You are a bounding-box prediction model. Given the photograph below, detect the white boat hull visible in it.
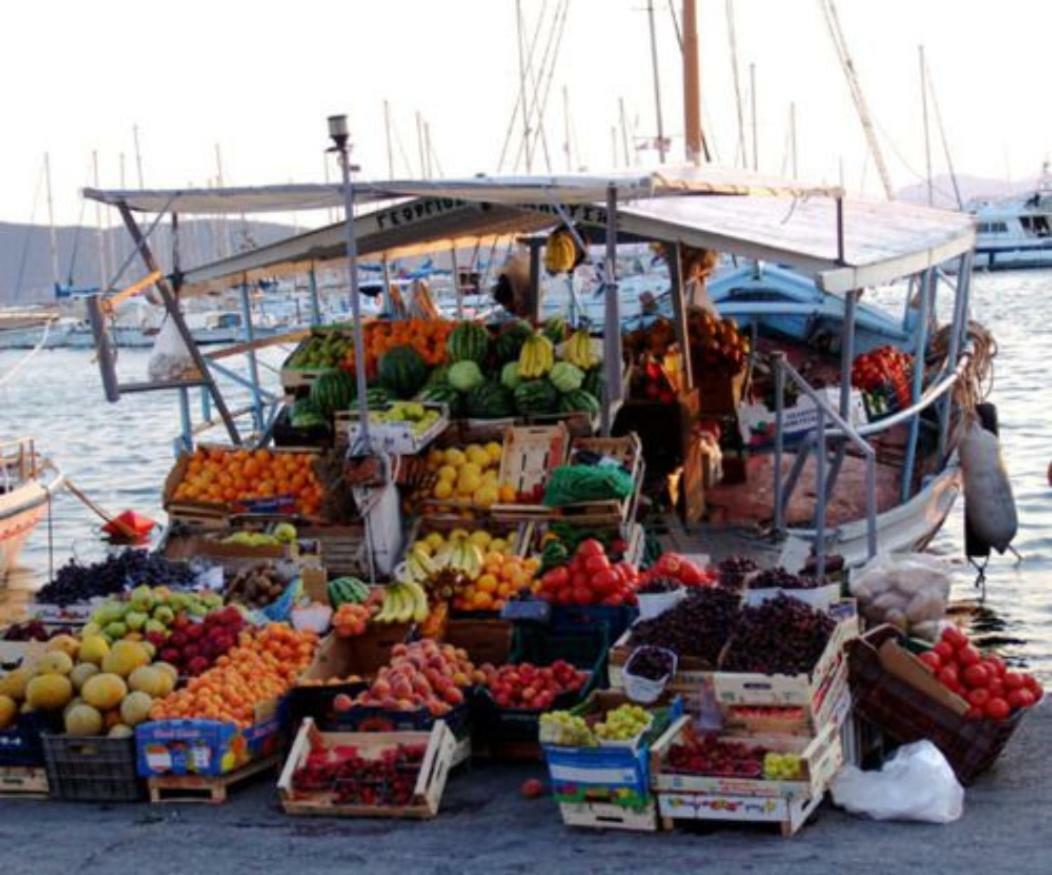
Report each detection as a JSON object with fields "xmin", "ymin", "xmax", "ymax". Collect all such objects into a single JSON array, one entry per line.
[{"xmin": 0, "ymin": 481, "xmax": 50, "ymax": 579}]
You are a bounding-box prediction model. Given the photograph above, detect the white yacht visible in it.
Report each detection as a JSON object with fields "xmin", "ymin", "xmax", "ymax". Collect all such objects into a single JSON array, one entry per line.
[{"xmin": 970, "ymin": 166, "xmax": 1052, "ymax": 270}]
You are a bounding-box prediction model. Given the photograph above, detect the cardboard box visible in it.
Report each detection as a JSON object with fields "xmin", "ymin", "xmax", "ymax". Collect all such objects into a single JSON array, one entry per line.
[{"xmin": 738, "ymin": 386, "xmax": 865, "ymax": 451}]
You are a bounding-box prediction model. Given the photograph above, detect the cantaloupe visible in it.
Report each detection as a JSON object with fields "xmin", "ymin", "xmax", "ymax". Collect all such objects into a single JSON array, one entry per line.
[
  {"xmin": 81, "ymin": 673, "xmax": 127, "ymax": 711},
  {"xmin": 25, "ymin": 673, "xmax": 74, "ymax": 710},
  {"xmin": 0, "ymin": 667, "xmax": 31, "ymax": 701},
  {"xmin": 128, "ymin": 666, "xmax": 170, "ymax": 698},
  {"xmin": 65, "ymin": 703, "xmax": 103, "ymax": 737},
  {"xmin": 70, "ymin": 663, "xmax": 99, "ymax": 692},
  {"xmin": 78, "ymin": 635, "xmax": 110, "ymax": 666},
  {"xmin": 0, "ymin": 694, "xmax": 17, "ymax": 730},
  {"xmin": 46, "ymin": 635, "xmax": 80, "ymax": 659},
  {"xmin": 119, "ymin": 691, "xmax": 153, "ymax": 727},
  {"xmin": 108, "ymin": 724, "xmax": 133, "ymax": 739},
  {"xmin": 101, "ymin": 641, "xmax": 150, "ymax": 678},
  {"xmin": 35, "ymin": 651, "xmax": 74, "ymax": 677}
]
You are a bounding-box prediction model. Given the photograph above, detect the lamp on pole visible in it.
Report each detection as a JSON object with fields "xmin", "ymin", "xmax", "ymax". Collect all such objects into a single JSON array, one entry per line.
[{"xmin": 328, "ymin": 114, "xmax": 371, "ymax": 452}]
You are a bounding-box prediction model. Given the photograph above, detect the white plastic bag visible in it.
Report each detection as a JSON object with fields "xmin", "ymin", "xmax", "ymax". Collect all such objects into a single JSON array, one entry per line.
[
  {"xmin": 148, "ymin": 316, "xmax": 198, "ymax": 383},
  {"xmin": 849, "ymin": 552, "xmax": 951, "ymax": 638},
  {"xmin": 959, "ymin": 419, "xmax": 1018, "ymax": 552},
  {"xmin": 831, "ymin": 741, "xmax": 964, "ymax": 823}
]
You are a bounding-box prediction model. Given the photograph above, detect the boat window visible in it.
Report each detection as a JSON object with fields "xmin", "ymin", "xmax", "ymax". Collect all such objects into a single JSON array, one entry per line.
[{"xmin": 1034, "ymin": 215, "xmax": 1051, "ymax": 237}]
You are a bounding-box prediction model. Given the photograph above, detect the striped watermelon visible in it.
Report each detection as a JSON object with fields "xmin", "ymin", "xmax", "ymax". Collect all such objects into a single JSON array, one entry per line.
[
  {"xmin": 558, "ymin": 389, "xmax": 600, "ymax": 415},
  {"xmin": 378, "ymin": 345, "xmax": 429, "ymax": 399},
  {"xmin": 466, "ymin": 382, "xmax": 514, "ymax": 418},
  {"xmin": 446, "ymin": 321, "xmax": 490, "ymax": 364},
  {"xmin": 514, "ymin": 379, "xmax": 558, "ymax": 415},
  {"xmin": 494, "ymin": 320, "xmax": 533, "ymax": 364},
  {"xmin": 310, "ymin": 369, "xmax": 356, "ymax": 417},
  {"xmin": 420, "ymin": 383, "xmax": 465, "ymax": 417}
]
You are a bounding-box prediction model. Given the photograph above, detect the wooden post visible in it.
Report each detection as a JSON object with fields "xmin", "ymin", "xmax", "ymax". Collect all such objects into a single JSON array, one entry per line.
[
  {"xmin": 682, "ymin": 0, "xmax": 702, "ymax": 164},
  {"xmin": 117, "ymin": 202, "xmax": 241, "ymax": 444}
]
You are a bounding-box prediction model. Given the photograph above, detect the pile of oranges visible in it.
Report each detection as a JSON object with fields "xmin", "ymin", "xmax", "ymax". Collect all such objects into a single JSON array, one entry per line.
[
  {"xmin": 149, "ymin": 624, "xmax": 318, "ymax": 728},
  {"xmin": 171, "ymin": 446, "xmax": 323, "ymax": 516},
  {"xmin": 453, "ymin": 552, "xmax": 541, "ymax": 613},
  {"xmin": 344, "ymin": 318, "xmax": 455, "ymax": 379}
]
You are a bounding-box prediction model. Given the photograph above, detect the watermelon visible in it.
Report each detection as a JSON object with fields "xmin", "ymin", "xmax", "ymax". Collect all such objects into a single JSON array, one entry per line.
[
  {"xmin": 449, "ymin": 360, "xmax": 484, "ymax": 392},
  {"xmin": 466, "ymin": 382, "xmax": 515, "ymax": 418},
  {"xmin": 290, "ymin": 398, "xmax": 328, "ymax": 429},
  {"xmin": 501, "ymin": 362, "xmax": 522, "ymax": 391},
  {"xmin": 310, "ymin": 369, "xmax": 356, "ymax": 417},
  {"xmin": 378, "ymin": 345, "xmax": 429, "ymax": 399},
  {"xmin": 425, "ymin": 364, "xmax": 450, "ymax": 387},
  {"xmin": 558, "ymin": 389, "xmax": 600, "ymax": 415},
  {"xmin": 446, "ymin": 321, "xmax": 490, "ymax": 364},
  {"xmin": 514, "ymin": 379, "xmax": 558, "ymax": 415},
  {"xmin": 420, "ymin": 383, "xmax": 465, "ymax": 417},
  {"xmin": 582, "ymin": 367, "xmax": 604, "ymax": 400},
  {"xmin": 542, "ymin": 315, "xmax": 567, "ymax": 346},
  {"xmin": 365, "ymin": 386, "xmax": 390, "ymax": 409},
  {"xmin": 494, "ymin": 320, "xmax": 533, "ymax": 364},
  {"xmin": 549, "ymin": 362, "xmax": 584, "ymax": 393}
]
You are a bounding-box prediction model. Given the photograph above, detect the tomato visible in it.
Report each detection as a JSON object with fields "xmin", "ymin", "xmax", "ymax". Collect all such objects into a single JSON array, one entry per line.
[
  {"xmin": 577, "ymin": 539, "xmax": 605, "ymax": 559},
  {"xmin": 941, "ymin": 627, "xmax": 968, "ymax": 649},
  {"xmin": 967, "ymin": 688, "xmax": 990, "ymax": 708},
  {"xmin": 984, "ymin": 655, "xmax": 1006, "ymax": 677},
  {"xmin": 1007, "ymin": 688, "xmax": 1036, "ymax": 711},
  {"xmin": 1025, "ymin": 677, "xmax": 1044, "ymax": 701},
  {"xmin": 571, "ymin": 572, "xmax": 590, "ymax": 591},
  {"xmin": 956, "ymin": 645, "xmax": 981, "ymax": 668},
  {"xmin": 962, "ymin": 664, "xmax": 991, "ymax": 689},
  {"xmin": 544, "ymin": 567, "xmax": 569, "ymax": 590},
  {"xmin": 918, "ymin": 651, "xmax": 942, "ymax": 672},
  {"xmin": 937, "ymin": 665, "xmax": 959, "ymax": 687},
  {"xmin": 1003, "ymin": 671, "xmax": 1025, "ymax": 690},
  {"xmin": 590, "ymin": 569, "xmax": 618, "ymax": 594},
  {"xmin": 583, "ymin": 554, "xmax": 610, "ymax": 576},
  {"xmin": 571, "ymin": 586, "xmax": 593, "ymax": 605},
  {"xmin": 677, "ymin": 562, "xmax": 704, "ymax": 587},
  {"xmin": 554, "ymin": 587, "xmax": 573, "ymax": 605},
  {"xmin": 988, "ymin": 678, "xmax": 1005, "ymax": 698},
  {"xmin": 933, "ymin": 642, "xmax": 955, "ymax": 662},
  {"xmin": 984, "ymin": 697, "xmax": 1011, "ymax": 721},
  {"xmin": 964, "ymin": 706, "xmax": 984, "ymax": 721},
  {"xmin": 656, "ymin": 553, "xmax": 683, "ymax": 575},
  {"xmin": 602, "ymin": 593, "xmax": 624, "ymax": 607}
]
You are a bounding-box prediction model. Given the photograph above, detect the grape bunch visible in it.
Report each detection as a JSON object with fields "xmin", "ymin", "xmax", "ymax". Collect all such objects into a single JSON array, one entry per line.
[
  {"xmin": 717, "ymin": 556, "xmax": 757, "ymax": 590},
  {"xmin": 594, "ymin": 704, "xmax": 651, "ymax": 741},
  {"xmin": 36, "ymin": 550, "xmax": 197, "ymax": 606},
  {"xmin": 637, "ymin": 576, "xmax": 681, "ymax": 595},
  {"xmin": 748, "ymin": 567, "xmax": 817, "ymax": 591},
  {"xmin": 539, "ymin": 711, "xmax": 596, "ymax": 747},
  {"xmin": 721, "ymin": 595, "xmax": 835, "ymax": 675},
  {"xmin": 625, "ymin": 646, "xmax": 676, "ymax": 681},
  {"xmin": 628, "ymin": 587, "xmax": 741, "ymax": 665}
]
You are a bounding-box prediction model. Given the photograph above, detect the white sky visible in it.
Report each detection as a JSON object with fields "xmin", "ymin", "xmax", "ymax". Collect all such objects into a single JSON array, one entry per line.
[{"xmin": 5, "ymin": 0, "xmax": 1049, "ymax": 226}]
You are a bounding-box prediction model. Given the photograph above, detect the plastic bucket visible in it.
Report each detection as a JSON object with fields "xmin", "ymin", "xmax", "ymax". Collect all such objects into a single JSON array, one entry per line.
[{"xmin": 622, "ymin": 647, "xmax": 678, "ymax": 704}]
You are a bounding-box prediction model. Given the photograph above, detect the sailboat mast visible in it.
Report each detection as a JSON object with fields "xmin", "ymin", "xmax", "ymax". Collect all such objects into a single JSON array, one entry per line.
[
  {"xmin": 562, "ymin": 84, "xmax": 573, "ymax": 171},
  {"xmin": 646, "ymin": 0, "xmax": 667, "ymax": 163},
  {"xmin": 43, "ymin": 152, "xmax": 60, "ymax": 292},
  {"xmin": 618, "ymin": 98, "xmax": 631, "ymax": 166},
  {"xmin": 749, "ymin": 62, "xmax": 758, "ymax": 171},
  {"xmin": 132, "ymin": 124, "xmax": 144, "ymax": 186},
  {"xmin": 790, "ymin": 102, "xmax": 798, "ymax": 179},
  {"xmin": 415, "ymin": 111, "xmax": 427, "ymax": 177},
  {"xmin": 682, "ymin": 0, "xmax": 703, "ymax": 164},
  {"xmin": 515, "ymin": 0, "xmax": 534, "ymax": 173},
  {"xmin": 383, "ymin": 100, "xmax": 394, "ymax": 179},
  {"xmin": 91, "ymin": 150, "xmax": 109, "ymax": 292},
  {"xmin": 919, "ymin": 44, "xmax": 933, "ymax": 206}
]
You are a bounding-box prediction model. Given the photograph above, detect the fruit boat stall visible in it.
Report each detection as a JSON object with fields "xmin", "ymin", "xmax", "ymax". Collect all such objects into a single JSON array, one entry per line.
[{"xmin": 0, "ymin": 160, "xmax": 1032, "ymax": 835}]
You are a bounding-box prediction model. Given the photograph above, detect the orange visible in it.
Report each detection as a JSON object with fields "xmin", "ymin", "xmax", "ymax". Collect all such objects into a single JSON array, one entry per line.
[
  {"xmin": 472, "ymin": 591, "xmax": 494, "ymax": 610},
  {"xmin": 476, "ymin": 574, "xmax": 498, "ymax": 595}
]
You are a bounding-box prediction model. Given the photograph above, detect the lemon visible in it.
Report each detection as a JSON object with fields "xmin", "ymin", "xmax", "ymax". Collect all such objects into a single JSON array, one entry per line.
[
  {"xmin": 481, "ymin": 468, "xmax": 499, "ymax": 484},
  {"xmin": 457, "ymin": 473, "xmax": 482, "ymax": 496},
  {"xmin": 465, "ymin": 443, "xmax": 483, "ymax": 458},
  {"xmin": 427, "ymin": 449, "xmax": 445, "ymax": 468},
  {"xmin": 474, "ymin": 485, "xmax": 499, "ymax": 508},
  {"xmin": 444, "ymin": 448, "xmax": 466, "ymax": 468},
  {"xmin": 425, "ymin": 532, "xmax": 446, "ymax": 551},
  {"xmin": 489, "ymin": 537, "xmax": 508, "ymax": 554},
  {"xmin": 466, "ymin": 446, "xmax": 490, "ymax": 468},
  {"xmin": 468, "ymin": 530, "xmax": 492, "ymax": 549},
  {"xmin": 484, "ymin": 441, "xmax": 503, "ymax": 463},
  {"xmin": 433, "ymin": 480, "xmax": 454, "ymax": 499},
  {"xmin": 437, "ymin": 465, "xmax": 458, "ymax": 483},
  {"xmin": 460, "ymin": 461, "xmax": 483, "ymax": 480}
]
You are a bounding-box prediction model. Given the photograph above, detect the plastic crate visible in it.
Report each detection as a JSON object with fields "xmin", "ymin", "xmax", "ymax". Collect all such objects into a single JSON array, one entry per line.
[
  {"xmin": 272, "ymin": 406, "xmax": 334, "ymax": 449},
  {"xmin": 549, "ymin": 604, "xmax": 639, "ymax": 643},
  {"xmin": 42, "ymin": 733, "xmax": 143, "ymax": 802},
  {"xmin": 848, "ymin": 626, "xmax": 1025, "ymax": 785},
  {"xmin": 0, "ymin": 710, "xmax": 60, "ymax": 767}
]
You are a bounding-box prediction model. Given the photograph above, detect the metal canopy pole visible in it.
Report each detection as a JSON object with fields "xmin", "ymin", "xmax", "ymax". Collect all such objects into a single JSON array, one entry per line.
[
  {"xmin": 825, "ymin": 288, "xmax": 857, "ymax": 496},
  {"xmin": 772, "ymin": 351, "xmax": 786, "ymax": 533},
  {"xmin": 330, "ymin": 115, "xmax": 371, "ymax": 453},
  {"xmin": 308, "ymin": 265, "xmax": 321, "ymax": 325},
  {"xmin": 240, "ymin": 280, "xmax": 264, "ymax": 433},
  {"xmin": 901, "ymin": 268, "xmax": 933, "ymax": 500},
  {"xmin": 381, "ymin": 255, "xmax": 394, "ymax": 318},
  {"xmin": 450, "ymin": 244, "xmax": 464, "ymax": 319},
  {"xmin": 814, "ymin": 407, "xmax": 827, "ymax": 578},
  {"xmin": 667, "ymin": 242, "xmax": 693, "ymax": 390},
  {"xmin": 938, "ymin": 251, "xmax": 970, "ymax": 458},
  {"xmin": 527, "ymin": 240, "xmax": 542, "ymax": 323},
  {"xmin": 116, "ymin": 202, "xmax": 241, "ymax": 445},
  {"xmin": 601, "ymin": 185, "xmax": 623, "ymax": 436}
]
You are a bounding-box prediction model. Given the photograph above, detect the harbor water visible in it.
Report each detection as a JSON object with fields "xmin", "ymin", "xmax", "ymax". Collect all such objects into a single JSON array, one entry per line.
[{"xmin": 2, "ymin": 270, "xmax": 1050, "ymax": 675}]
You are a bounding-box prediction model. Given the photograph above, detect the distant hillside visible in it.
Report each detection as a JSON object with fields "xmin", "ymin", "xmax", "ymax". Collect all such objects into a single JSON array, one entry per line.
[
  {"xmin": 896, "ymin": 174, "xmax": 1039, "ymax": 210},
  {"xmin": 0, "ymin": 219, "xmax": 298, "ymax": 305}
]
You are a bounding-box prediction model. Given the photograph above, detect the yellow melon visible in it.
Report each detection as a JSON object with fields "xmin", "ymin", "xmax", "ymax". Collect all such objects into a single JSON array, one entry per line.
[
  {"xmin": 46, "ymin": 635, "xmax": 80, "ymax": 659},
  {"xmin": 0, "ymin": 694, "xmax": 17, "ymax": 730},
  {"xmin": 34, "ymin": 651, "xmax": 74, "ymax": 677},
  {"xmin": 25, "ymin": 673, "xmax": 74, "ymax": 710},
  {"xmin": 152, "ymin": 662, "xmax": 179, "ymax": 687},
  {"xmin": 70, "ymin": 663, "xmax": 99, "ymax": 692},
  {"xmin": 108, "ymin": 724, "xmax": 133, "ymax": 739},
  {"xmin": 119, "ymin": 691, "xmax": 153, "ymax": 727},
  {"xmin": 64, "ymin": 703, "xmax": 103, "ymax": 737},
  {"xmin": 81, "ymin": 673, "xmax": 127, "ymax": 711},
  {"xmin": 128, "ymin": 666, "xmax": 170, "ymax": 698},
  {"xmin": 77, "ymin": 635, "xmax": 110, "ymax": 667},
  {"xmin": 101, "ymin": 641, "xmax": 150, "ymax": 678},
  {"xmin": 0, "ymin": 667, "xmax": 32, "ymax": 702}
]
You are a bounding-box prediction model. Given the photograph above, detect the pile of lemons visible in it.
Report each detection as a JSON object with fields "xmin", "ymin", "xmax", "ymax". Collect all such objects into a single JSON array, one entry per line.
[{"xmin": 426, "ymin": 442, "xmax": 516, "ymax": 508}]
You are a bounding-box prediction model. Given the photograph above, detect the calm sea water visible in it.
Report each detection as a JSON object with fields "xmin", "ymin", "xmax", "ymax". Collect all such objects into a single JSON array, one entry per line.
[{"xmin": 2, "ymin": 271, "xmax": 1050, "ymax": 674}]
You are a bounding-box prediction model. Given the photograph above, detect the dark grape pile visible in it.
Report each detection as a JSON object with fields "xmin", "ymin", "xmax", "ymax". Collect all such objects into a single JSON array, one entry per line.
[
  {"xmin": 628, "ymin": 588, "xmax": 741, "ymax": 665},
  {"xmin": 717, "ymin": 556, "xmax": 758, "ymax": 590},
  {"xmin": 626, "ymin": 646, "xmax": 676, "ymax": 680},
  {"xmin": 748, "ymin": 567, "xmax": 818, "ymax": 591},
  {"xmin": 637, "ymin": 576, "xmax": 681, "ymax": 595},
  {"xmin": 720, "ymin": 595, "xmax": 835, "ymax": 675},
  {"xmin": 1, "ymin": 620, "xmax": 53, "ymax": 641},
  {"xmin": 36, "ymin": 550, "xmax": 197, "ymax": 606}
]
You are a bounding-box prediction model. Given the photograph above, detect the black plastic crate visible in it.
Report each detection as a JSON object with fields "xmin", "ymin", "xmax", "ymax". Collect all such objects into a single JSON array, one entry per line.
[
  {"xmin": 549, "ymin": 604, "xmax": 639, "ymax": 643},
  {"xmin": 42, "ymin": 733, "xmax": 144, "ymax": 802},
  {"xmin": 272, "ymin": 406, "xmax": 334, "ymax": 448},
  {"xmin": 0, "ymin": 711, "xmax": 60, "ymax": 767}
]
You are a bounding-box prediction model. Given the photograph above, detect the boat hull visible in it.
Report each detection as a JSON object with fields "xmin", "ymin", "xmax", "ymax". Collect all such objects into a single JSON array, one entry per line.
[{"xmin": 0, "ymin": 481, "xmax": 50, "ymax": 580}]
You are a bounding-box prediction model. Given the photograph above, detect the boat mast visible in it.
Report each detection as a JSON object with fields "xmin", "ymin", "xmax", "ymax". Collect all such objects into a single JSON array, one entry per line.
[
  {"xmin": 383, "ymin": 99, "xmax": 394, "ymax": 179},
  {"xmin": 724, "ymin": 0, "xmax": 747, "ymax": 168},
  {"xmin": 789, "ymin": 101, "xmax": 798, "ymax": 179},
  {"xmin": 924, "ymin": 52, "xmax": 963, "ymax": 210},
  {"xmin": 132, "ymin": 124, "xmax": 145, "ymax": 187},
  {"xmin": 646, "ymin": 0, "xmax": 667, "ymax": 163},
  {"xmin": 92, "ymin": 150, "xmax": 109, "ymax": 292},
  {"xmin": 415, "ymin": 111, "xmax": 427, "ymax": 177},
  {"xmin": 618, "ymin": 97, "xmax": 631, "ymax": 166},
  {"xmin": 515, "ymin": 0, "xmax": 534, "ymax": 173},
  {"xmin": 682, "ymin": 0, "xmax": 703, "ymax": 164},
  {"xmin": 749, "ymin": 62, "xmax": 758, "ymax": 171},
  {"xmin": 43, "ymin": 152, "xmax": 60, "ymax": 293},
  {"xmin": 610, "ymin": 126, "xmax": 618, "ymax": 168},
  {"xmin": 214, "ymin": 144, "xmax": 230, "ymax": 257},
  {"xmin": 562, "ymin": 84, "xmax": 573, "ymax": 171},
  {"xmin": 919, "ymin": 45, "xmax": 933, "ymax": 206}
]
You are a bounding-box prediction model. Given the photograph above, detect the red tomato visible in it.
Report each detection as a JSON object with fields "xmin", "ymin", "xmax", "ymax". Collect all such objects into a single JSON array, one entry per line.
[
  {"xmin": 941, "ymin": 627, "xmax": 968, "ymax": 649},
  {"xmin": 584, "ymin": 554, "xmax": 611, "ymax": 575},
  {"xmin": 967, "ymin": 687, "xmax": 990, "ymax": 708},
  {"xmin": 677, "ymin": 562, "xmax": 704, "ymax": 587},
  {"xmin": 956, "ymin": 645, "xmax": 981, "ymax": 668},
  {"xmin": 918, "ymin": 651, "xmax": 942, "ymax": 672},
  {"xmin": 544, "ymin": 567, "xmax": 569, "ymax": 590},
  {"xmin": 577, "ymin": 539, "xmax": 605, "ymax": 559},
  {"xmin": 571, "ymin": 572, "xmax": 590, "ymax": 591},
  {"xmin": 1025, "ymin": 677, "xmax": 1044, "ymax": 701},
  {"xmin": 984, "ymin": 655, "xmax": 1006, "ymax": 677},
  {"xmin": 937, "ymin": 665, "xmax": 959, "ymax": 688},
  {"xmin": 933, "ymin": 642, "xmax": 955, "ymax": 662},
  {"xmin": 554, "ymin": 587, "xmax": 573, "ymax": 605},
  {"xmin": 988, "ymin": 678, "xmax": 1005, "ymax": 698},
  {"xmin": 1003, "ymin": 671, "xmax": 1025, "ymax": 690},
  {"xmin": 1007, "ymin": 688, "xmax": 1036, "ymax": 711},
  {"xmin": 601, "ymin": 593, "xmax": 624, "ymax": 606},
  {"xmin": 590, "ymin": 569, "xmax": 618, "ymax": 594},
  {"xmin": 962, "ymin": 664, "xmax": 991, "ymax": 689},
  {"xmin": 571, "ymin": 586, "xmax": 592, "ymax": 605},
  {"xmin": 984, "ymin": 697, "xmax": 1011, "ymax": 721},
  {"xmin": 964, "ymin": 706, "xmax": 984, "ymax": 721}
]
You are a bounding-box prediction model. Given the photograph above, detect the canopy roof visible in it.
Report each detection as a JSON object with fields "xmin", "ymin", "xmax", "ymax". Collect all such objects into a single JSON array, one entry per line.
[
  {"xmin": 82, "ymin": 165, "xmax": 842, "ymax": 215},
  {"xmin": 175, "ymin": 189, "xmax": 975, "ymax": 296}
]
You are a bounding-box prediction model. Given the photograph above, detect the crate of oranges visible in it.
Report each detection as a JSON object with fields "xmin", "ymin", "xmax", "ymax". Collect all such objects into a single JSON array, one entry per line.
[
  {"xmin": 451, "ymin": 548, "xmax": 542, "ymax": 615},
  {"xmin": 165, "ymin": 444, "xmax": 325, "ymax": 521}
]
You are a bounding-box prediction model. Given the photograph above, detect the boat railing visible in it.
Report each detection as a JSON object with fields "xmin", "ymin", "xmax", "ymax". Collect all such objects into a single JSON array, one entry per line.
[{"xmin": 0, "ymin": 437, "xmax": 38, "ymax": 490}]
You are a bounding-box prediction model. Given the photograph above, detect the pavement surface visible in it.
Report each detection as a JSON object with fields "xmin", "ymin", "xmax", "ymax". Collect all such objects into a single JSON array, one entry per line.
[{"xmin": 3, "ymin": 709, "xmax": 1051, "ymax": 875}]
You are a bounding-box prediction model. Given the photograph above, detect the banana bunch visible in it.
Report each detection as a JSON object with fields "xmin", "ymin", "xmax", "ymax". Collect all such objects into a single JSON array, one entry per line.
[
  {"xmin": 449, "ymin": 540, "xmax": 483, "ymax": 578},
  {"xmin": 564, "ymin": 329, "xmax": 599, "ymax": 369},
  {"xmin": 327, "ymin": 576, "xmax": 371, "ymax": 607},
  {"xmin": 544, "ymin": 230, "xmax": 578, "ymax": 274},
  {"xmin": 519, "ymin": 333, "xmax": 555, "ymax": 378},
  {"xmin": 373, "ymin": 579, "xmax": 430, "ymax": 624},
  {"xmin": 404, "ymin": 543, "xmax": 438, "ymax": 584}
]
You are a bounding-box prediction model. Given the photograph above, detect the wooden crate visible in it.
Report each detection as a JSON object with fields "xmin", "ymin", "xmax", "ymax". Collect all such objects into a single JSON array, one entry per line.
[
  {"xmin": 147, "ymin": 753, "xmax": 280, "ymax": 804},
  {"xmin": 657, "ymin": 787, "xmax": 822, "ymax": 837},
  {"xmin": 559, "ymin": 800, "xmax": 660, "ymax": 832},
  {"xmin": 277, "ymin": 718, "xmax": 456, "ymax": 818},
  {"xmin": 0, "ymin": 766, "xmax": 48, "ymax": 798}
]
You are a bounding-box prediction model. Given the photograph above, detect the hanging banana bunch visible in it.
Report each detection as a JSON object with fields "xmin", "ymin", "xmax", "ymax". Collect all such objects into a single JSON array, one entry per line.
[{"xmin": 543, "ymin": 228, "xmax": 582, "ymax": 275}]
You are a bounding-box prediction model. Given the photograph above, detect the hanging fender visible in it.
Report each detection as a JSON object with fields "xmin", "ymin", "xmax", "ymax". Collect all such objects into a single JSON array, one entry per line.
[{"xmin": 960, "ymin": 404, "xmax": 1018, "ymax": 555}]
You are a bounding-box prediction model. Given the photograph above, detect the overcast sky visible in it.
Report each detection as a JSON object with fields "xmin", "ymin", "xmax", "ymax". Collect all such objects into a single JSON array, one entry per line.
[{"xmin": 5, "ymin": 0, "xmax": 1048, "ymax": 226}]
